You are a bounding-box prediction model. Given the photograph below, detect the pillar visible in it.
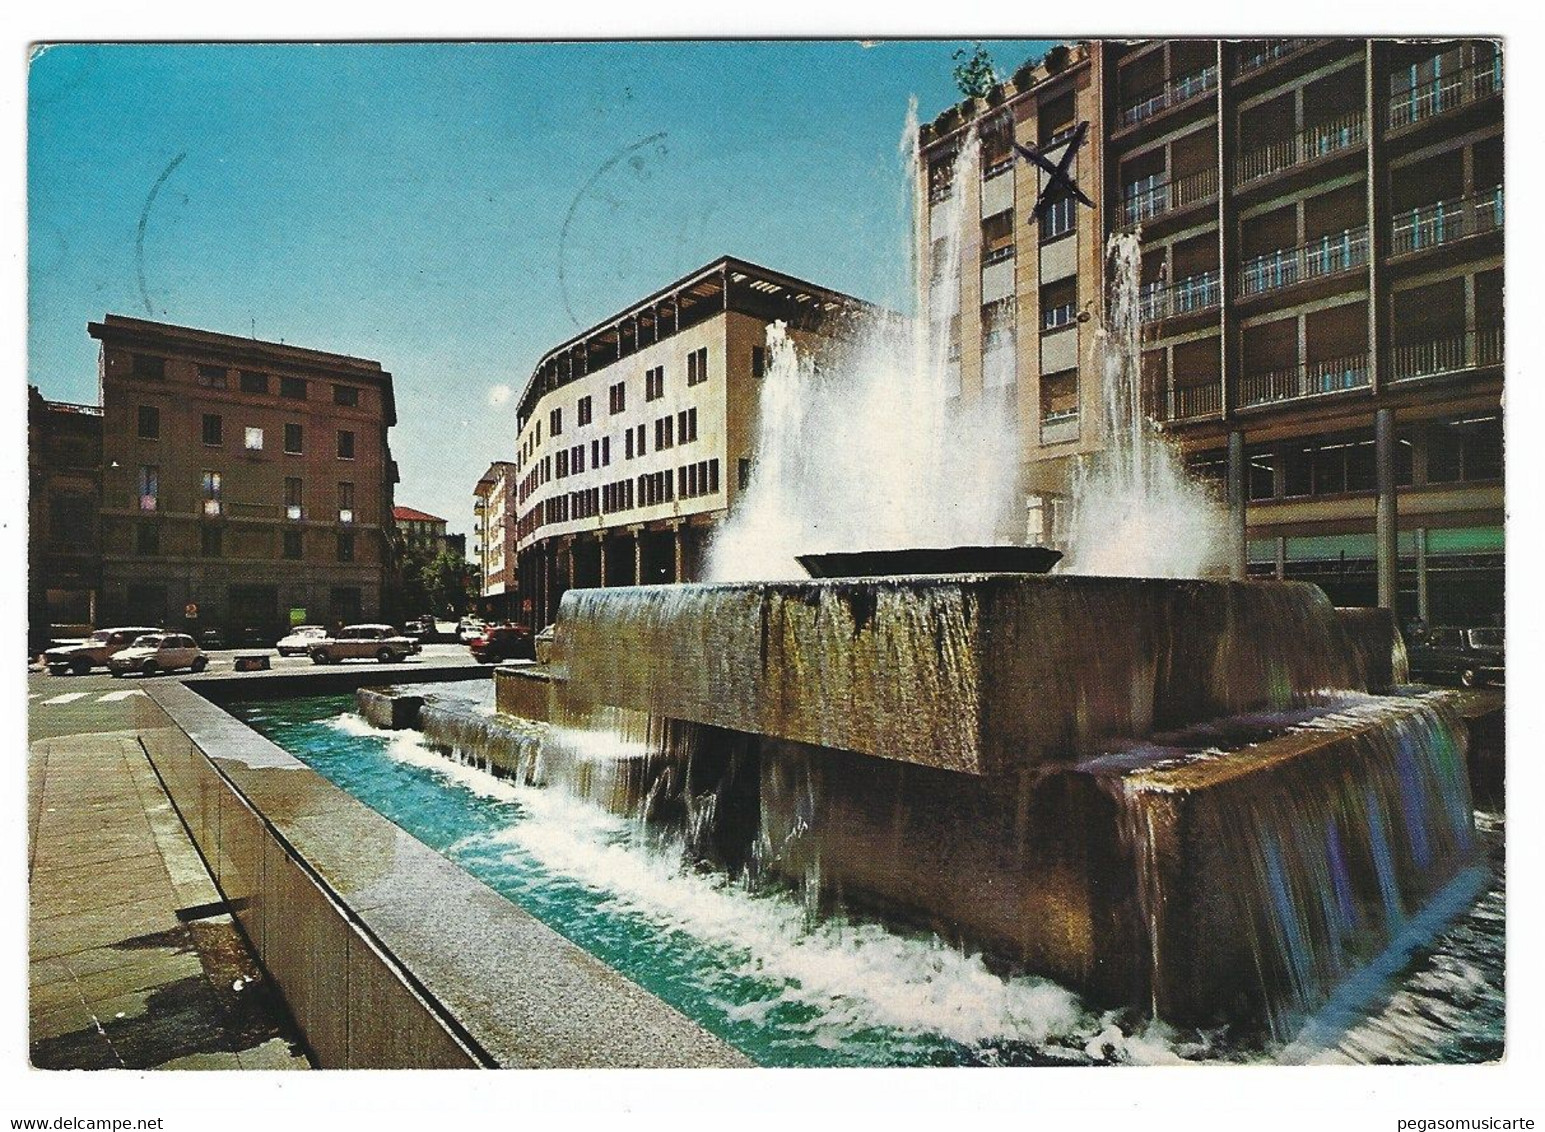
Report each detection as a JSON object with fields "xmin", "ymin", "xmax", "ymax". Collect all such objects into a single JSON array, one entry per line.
[
  {"xmin": 1415, "ymin": 526, "xmax": 1430, "ymax": 624},
  {"xmin": 598, "ymin": 536, "xmax": 608, "ymax": 588},
  {"xmin": 1275, "ymin": 535, "xmax": 1287, "ymax": 581},
  {"xmin": 1226, "ymin": 429, "xmax": 1247, "ymax": 580},
  {"xmin": 672, "ymin": 524, "xmax": 685, "ymax": 584},
  {"xmin": 634, "ymin": 530, "xmax": 644, "ymax": 585},
  {"xmin": 1375, "ymin": 408, "xmax": 1399, "ymax": 612}
]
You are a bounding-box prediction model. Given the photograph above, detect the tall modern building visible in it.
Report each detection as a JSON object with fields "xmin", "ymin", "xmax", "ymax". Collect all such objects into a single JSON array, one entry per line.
[
  {"xmin": 917, "ymin": 37, "xmax": 1503, "ymax": 623},
  {"xmin": 473, "ymin": 460, "xmax": 518, "ymax": 620},
  {"xmin": 511, "ymin": 256, "xmax": 882, "ymax": 627},
  {"xmin": 87, "ymin": 315, "xmax": 400, "ymax": 638}
]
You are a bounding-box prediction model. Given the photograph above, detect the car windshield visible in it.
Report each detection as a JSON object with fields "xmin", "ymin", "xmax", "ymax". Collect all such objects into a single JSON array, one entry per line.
[
  {"xmin": 1469, "ymin": 628, "xmax": 1504, "ymax": 649},
  {"xmin": 89, "ymin": 631, "xmax": 112, "ymax": 643},
  {"xmin": 133, "ymin": 635, "xmax": 163, "ymax": 648}
]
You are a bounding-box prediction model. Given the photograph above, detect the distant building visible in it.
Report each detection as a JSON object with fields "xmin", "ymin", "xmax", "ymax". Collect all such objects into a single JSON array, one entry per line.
[
  {"xmin": 473, "ymin": 461, "xmax": 518, "ymax": 620},
  {"xmin": 511, "ymin": 256, "xmax": 882, "ymax": 627},
  {"xmin": 28, "ymin": 386, "xmax": 103, "ymax": 646},
  {"xmin": 87, "ymin": 314, "xmax": 399, "ymax": 638},
  {"xmin": 918, "ymin": 37, "xmax": 1503, "ymax": 623},
  {"xmin": 393, "ymin": 505, "xmax": 450, "ymax": 552}
]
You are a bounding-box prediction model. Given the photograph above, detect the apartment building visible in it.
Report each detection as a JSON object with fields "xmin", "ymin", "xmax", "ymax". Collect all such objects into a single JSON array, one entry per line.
[
  {"xmin": 918, "ymin": 37, "xmax": 1503, "ymax": 624},
  {"xmin": 28, "ymin": 386, "xmax": 103, "ymax": 646},
  {"xmin": 87, "ymin": 315, "xmax": 399, "ymax": 638},
  {"xmin": 393, "ymin": 505, "xmax": 450, "ymax": 552},
  {"xmin": 473, "ymin": 460, "xmax": 517, "ymax": 619},
  {"xmin": 511, "ymin": 256, "xmax": 881, "ymax": 627}
]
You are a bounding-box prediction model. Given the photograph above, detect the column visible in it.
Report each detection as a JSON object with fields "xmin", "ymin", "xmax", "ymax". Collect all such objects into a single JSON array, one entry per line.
[
  {"xmin": 1275, "ymin": 535, "xmax": 1287, "ymax": 581},
  {"xmin": 1226, "ymin": 429, "xmax": 1247, "ymax": 580},
  {"xmin": 1375, "ymin": 408, "xmax": 1399, "ymax": 611},
  {"xmin": 672, "ymin": 524, "xmax": 685, "ymax": 584},
  {"xmin": 598, "ymin": 536, "xmax": 608, "ymax": 588},
  {"xmin": 1415, "ymin": 526, "xmax": 1430, "ymax": 624},
  {"xmin": 633, "ymin": 530, "xmax": 644, "ymax": 585}
]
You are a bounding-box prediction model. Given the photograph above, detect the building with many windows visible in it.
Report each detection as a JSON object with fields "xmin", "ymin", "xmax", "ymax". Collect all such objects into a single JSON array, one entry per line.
[
  {"xmin": 28, "ymin": 386, "xmax": 103, "ymax": 648},
  {"xmin": 393, "ymin": 505, "xmax": 450, "ymax": 552},
  {"xmin": 917, "ymin": 37, "xmax": 1502, "ymax": 624},
  {"xmin": 87, "ymin": 315, "xmax": 399, "ymax": 639},
  {"xmin": 511, "ymin": 256, "xmax": 881, "ymax": 627},
  {"xmin": 473, "ymin": 460, "xmax": 518, "ymax": 619}
]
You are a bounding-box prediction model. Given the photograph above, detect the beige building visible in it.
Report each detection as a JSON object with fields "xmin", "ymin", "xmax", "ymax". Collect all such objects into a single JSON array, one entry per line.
[
  {"xmin": 512, "ymin": 256, "xmax": 880, "ymax": 626},
  {"xmin": 473, "ymin": 460, "xmax": 518, "ymax": 618},
  {"xmin": 88, "ymin": 315, "xmax": 399, "ymax": 639},
  {"xmin": 918, "ymin": 38, "xmax": 1503, "ymax": 623}
]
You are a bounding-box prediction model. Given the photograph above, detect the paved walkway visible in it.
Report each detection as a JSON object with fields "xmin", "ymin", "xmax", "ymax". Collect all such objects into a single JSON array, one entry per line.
[{"xmin": 28, "ymin": 728, "xmax": 311, "ymax": 1070}]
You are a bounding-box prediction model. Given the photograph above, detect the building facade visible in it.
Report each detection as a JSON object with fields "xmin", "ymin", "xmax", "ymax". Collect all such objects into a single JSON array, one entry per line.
[
  {"xmin": 88, "ymin": 315, "xmax": 399, "ymax": 639},
  {"xmin": 28, "ymin": 386, "xmax": 103, "ymax": 647},
  {"xmin": 918, "ymin": 37, "xmax": 1503, "ymax": 624},
  {"xmin": 511, "ymin": 256, "xmax": 880, "ymax": 627},
  {"xmin": 473, "ymin": 461, "xmax": 518, "ymax": 619},
  {"xmin": 393, "ymin": 505, "xmax": 449, "ymax": 551}
]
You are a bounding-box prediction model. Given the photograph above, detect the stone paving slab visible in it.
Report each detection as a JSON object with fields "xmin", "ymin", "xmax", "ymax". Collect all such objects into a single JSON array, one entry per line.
[{"xmin": 28, "ymin": 731, "xmax": 310, "ymax": 1071}]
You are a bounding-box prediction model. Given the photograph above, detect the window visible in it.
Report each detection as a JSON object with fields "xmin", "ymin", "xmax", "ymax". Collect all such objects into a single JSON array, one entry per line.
[
  {"xmin": 1042, "ymin": 279, "xmax": 1078, "ymax": 331},
  {"xmin": 240, "ymin": 370, "xmax": 269, "ymax": 394},
  {"xmin": 137, "ymin": 405, "xmax": 160, "ymax": 440},
  {"xmin": 337, "ymin": 532, "xmax": 355, "ymax": 562},
  {"xmin": 285, "ymin": 477, "xmax": 303, "ymax": 520},
  {"xmin": 197, "ymin": 365, "xmax": 228, "ymax": 389},
  {"xmin": 338, "ymin": 481, "xmax": 354, "ymax": 523},
  {"xmin": 601, "ymin": 436, "xmax": 611, "ymax": 466},
  {"xmin": 136, "ymin": 522, "xmax": 159, "ymax": 556},
  {"xmin": 202, "ymin": 470, "xmax": 222, "ymax": 516},
  {"xmin": 752, "ymin": 346, "xmax": 767, "ymax": 378},
  {"xmin": 1040, "ymin": 193, "xmax": 1077, "ymax": 241},
  {"xmin": 201, "ymin": 524, "xmax": 222, "ymax": 558},
  {"xmin": 132, "ymin": 354, "xmax": 165, "ymax": 380},
  {"xmin": 337, "ymin": 430, "xmax": 355, "ymax": 459},
  {"xmin": 609, "ymin": 382, "xmax": 626, "ymax": 414},
  {"xmin": 626, "ymin": 429, "xmax": 634, "ymax": 460},
  {"xmin": 138, "ymin": 465, "xmax": 158, "ymax": 512},
  {"xmin": 572, "ymin": 444, "xmax": 585, "ymax": 474},
  {"xmin": 591, "ymin": 439, "xmax": 600, "ymax": 468},
  {"xmin": 550, "ymin": 407, "xmax": 563, "ymax": 437},
  {"xmin": 245, "ymin": 427, "xmax": 265, "ymax": 451},
  {"xmin": 1040, "ymin": 369, "xmax": 1079, "ymax": 425},
  {"xmin": 1428, "ymin": 416, "xmax": 1502, "ymax": 483},
  {"xmin": 202, "ymin": 414, "xmax": 223, "ymax": 446},
  {"xmin": 677, "ymin": 407, "xmax": 698, "ymax": 443},
  {"xmin": 333, "ymin": 384, "xmax": 360, "ymax": 407},
  {"xmin": 738, "ymin": 457, "xmax": 752, "ymax": 490},
  {"xmin": 279, "ymin": 376, "xmax": 308, "ymax": 400},
  {"xmin": 557, "ymin": 449, "xmax": 569, "ymax": 478},
  {"xmin": 655, "ymin": 415, "xmax": 675, "ymax": 450},
  {"xmin": 578, "ymin": 396, "xmax": 593, "ymax": 426},
  {"xmin": 645, "ymin": 366, "xmax": 665, "ymax": 401},
  {"xmin": 283, "ymin": 529, "xmax": 303, "ymax": 560},
  {"xmin": 635, "ymin": 423, "xmax": 647, "ymax": 456},
  {"xmin": 285, "ymin": 423, "xmax": 303, "ymax": 454},
  {"xmin": 687, "ymin": 347, "xmax": 709, "ymax": 387}
]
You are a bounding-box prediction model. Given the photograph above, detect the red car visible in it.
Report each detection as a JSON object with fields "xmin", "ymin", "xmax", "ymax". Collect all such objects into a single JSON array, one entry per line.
[{"xmin": 469, "ymin": 624, "xmax": 535, "ymax": 664}]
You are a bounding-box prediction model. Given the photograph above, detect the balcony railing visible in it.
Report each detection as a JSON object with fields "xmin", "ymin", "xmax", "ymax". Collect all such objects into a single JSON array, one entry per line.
[
  {"xmin": 1390, "ymin": 186, "xmax": 1503, "ymax": 257},
  {"xmin": 1387, "ymin": 326, "xmax": 1503, "ymax": 382},
  {"xmin": 1119, "ymin": 65, "xmax": 1219, "ymax": 128},
  {"xmin": 1238, "ymin": 227, "xmax": 1369, "ymax": 297},
  {"xmin": 1235, "ymin": 112, "xmax": 1365, "ymax": 186},
  {"xmin": 1140, "ymin": 269, "xmax": 1222, "ymax": 323},
  {"xmin": 1240, "ymin": 352, "xmax": 1370, "ymax": 407},
  {"xmin": 1121, "ymin": 166, "xmax": 1219, "ymax": 227},
  {"xmin": 1235, "ymin": 38, "xmax": 1315, "ymax": 76},
  {"xmin": 1172, "ymin": 381, "xmax": 1223, "ymax": 419},
  {"xmin": 1041, "ymin": 407, "xmax": 1080, "ymax": 426},
  {"xmin": 1388, "ymin": 56, "xmax": 1503, "ymax": 131}
]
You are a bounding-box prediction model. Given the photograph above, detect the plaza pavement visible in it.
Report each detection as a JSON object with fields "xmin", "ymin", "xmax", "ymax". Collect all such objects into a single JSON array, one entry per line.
[{"xmin": 26, "ymin": 645, "xmax": 476, "ymax": 1070}]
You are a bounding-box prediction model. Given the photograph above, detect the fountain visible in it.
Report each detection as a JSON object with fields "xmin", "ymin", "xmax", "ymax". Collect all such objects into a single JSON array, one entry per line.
[{"xmin": 401, "ymin": 119, "xmax": 1486, "ymax": 1047}]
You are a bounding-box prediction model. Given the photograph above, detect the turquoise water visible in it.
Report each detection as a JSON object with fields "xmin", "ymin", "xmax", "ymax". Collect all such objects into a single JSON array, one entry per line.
[{"xmin": 232, "ymin": 693, "xmax": 1505, "ymax": 1067}]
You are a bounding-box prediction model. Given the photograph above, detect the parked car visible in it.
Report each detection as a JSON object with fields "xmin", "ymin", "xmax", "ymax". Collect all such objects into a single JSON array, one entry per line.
[
  {"xmin": 108, "ymin": 633, "xmax": 209, "ymax": 677},
  {"xmin": 469, "ymin": 624, "xmax": 536, "ymax": 664},
  {"xmin": 457, "ymin": 618, "xmax": 486, "ymax": 644},
  {"xmin": 44, "ymin": 626, "xmax": 161, "ymax": 676},
  {"xmin": 276, "ymin": 625, "xmax": 329, "ymax": 656},
  {"xmin": 198, "ymin": 627, "xmax": 228, "ymax": 650},
  {"xmin": 308, "ymin": 624, "xmax": 419, "ymax": 665},
  {"xmin": 1408, "ymin": 626, "xmax": 1504, "ymax": 688}
]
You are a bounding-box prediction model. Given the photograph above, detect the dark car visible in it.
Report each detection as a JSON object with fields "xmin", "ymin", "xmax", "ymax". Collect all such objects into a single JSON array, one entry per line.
[
  {"xmin": 470, "ymin": 624, "xmax": 535, "ymax": 664},
  {"xmin": 1408, "ymin": 626, "xmax": 1504, "ymax": 688}
]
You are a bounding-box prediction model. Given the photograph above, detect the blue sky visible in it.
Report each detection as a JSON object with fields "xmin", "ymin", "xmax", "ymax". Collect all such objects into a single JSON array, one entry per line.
[{"xmin": 28, "ymin": 39, "xmax": 1055, "ymax": 536}]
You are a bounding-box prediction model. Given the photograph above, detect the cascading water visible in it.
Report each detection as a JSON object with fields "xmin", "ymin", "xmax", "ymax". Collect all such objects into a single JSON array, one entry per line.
[
  {"xmin": 1060, "ymin": 233, "xmax": 1229, "ymax": 577},
  {"xmin": 706, "ymin": 105, "xmax": 1022, "ymax": 581}
]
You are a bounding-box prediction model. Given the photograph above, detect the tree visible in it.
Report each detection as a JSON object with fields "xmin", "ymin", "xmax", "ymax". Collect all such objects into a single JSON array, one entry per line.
[
  {"xmin": 952, "ymin": 42, "xmax": 997, "ymax": 100},
  {"xmin": 421, "ymin": 546, "xmax": 478, "ymax": 619}
]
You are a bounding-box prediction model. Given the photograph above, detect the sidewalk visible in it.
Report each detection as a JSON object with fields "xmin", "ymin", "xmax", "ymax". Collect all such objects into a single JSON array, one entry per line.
[{"xmin": 28, "ymin": 729, "xmax": 311, "ymax": 1070}]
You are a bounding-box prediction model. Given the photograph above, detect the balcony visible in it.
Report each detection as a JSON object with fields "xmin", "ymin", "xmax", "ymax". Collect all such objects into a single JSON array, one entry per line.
[
  {"xmin": 1234, "ymin": 112, "xmax": 1365, "ymax": 187},
  {"xmin": 1118, "ymin": 65, "xmax": 1219, "ymax": 130},
  {"xmin": 1390, "ymin": 187, "xmax": 1503, "ymax": 257},
  {"xmin": 1140, "ymin": 270, "xmax": 1222, "ymax": 323},
  {"xmin": 1238, "ymin": 227, "xmax": 1369, "ymax": 298},
  {"xmin": 1149, "ymin": 381, "xmax": 1223, "ymax": 422},
  {"xmin": 1121, "ymin": 167, "xmax": 1219, "ymax": 227},
  {"xmin": 1240, "ymin": 352, "xmax": 1370, "ymax": 408},
  {"xmin": 1388, "ymin": 56, "xmax": 1503, "ymax": 132},
  {"xmin": 1235, "ymin": 38, "xmax": 1316, "ymax": 77},
  {"xmin": 1387, "ymin": 326, "xmax": 1503, "ymax": 383}
]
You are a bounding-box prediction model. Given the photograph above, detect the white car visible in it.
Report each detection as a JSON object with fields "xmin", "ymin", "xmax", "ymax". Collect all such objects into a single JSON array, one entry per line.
[
  {"xmin": 108, "ymin": 633, "xmax": 208, "ymax": 677},
  {"xmin": 276, "ymin": 625, "xmax": 329, "ymax": 656},
  {"xmin": 457, "ymin": 619, "xmax": 485, "ymax": 643},
  {"xmin": 308, "ymin": 624, "xmax": 419, "ymax": 664}
]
